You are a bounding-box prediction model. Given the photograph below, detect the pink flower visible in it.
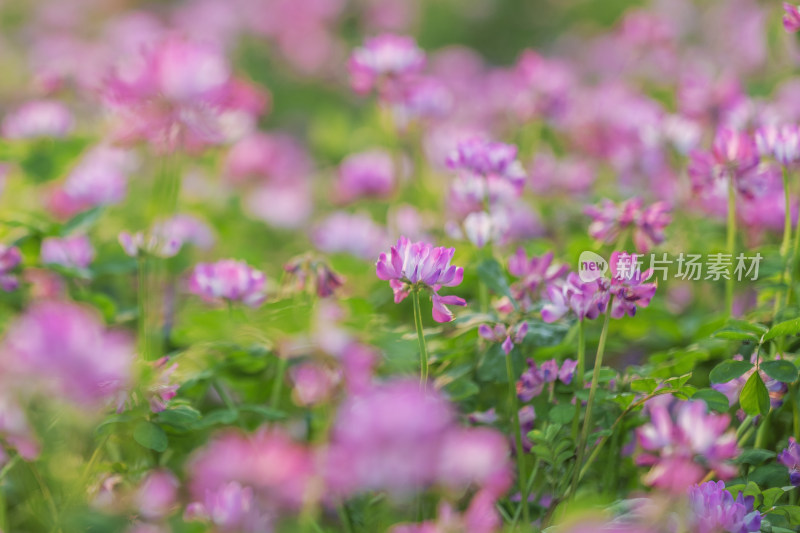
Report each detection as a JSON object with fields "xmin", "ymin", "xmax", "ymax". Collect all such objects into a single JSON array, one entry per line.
[
  {"xmin": 289, "ymin": 362, "xmax": 340, "ymax": 406},
  {"xmin": 375, "ymin": 236, "xmax": 466, "ymax": 322},
  {"xmin": 47, "ymin": 145, "xmax": 134, "ymax": 219},
  {"xmin": 103, "ymin": 35, "xmax": 265, "ymax": 152},
  {"xmin": 224, "ymin": 133, "xmax": 312, "ymax": 187},
  {"xmin": 0, "ymin": 395, "xmax": 40, "ymax": 462},
  {"xmin": 541, "ymin": 272, "xmax": 605, "ymax": 322},
  {"xmin": 447, "ymin": 137, "xmax": 526, "ymax": 194},
  {"xmin": 784, "ymin": 3, "xmax": 800, "ymax": 33},
  {"xmin": 585, "ymin": 198, "xmax": 671, "ymax": 254},
  {"xmin": 336, "ymin": 149, "xmax": 395, "ymax": 203},
  {"xmin": 2, "ymin": 100, "xmax": 74, "ymax": 139},
  {"xmin": 0, "ymin": 245, "xmax": 22, "ymax": 291},
  {"xmin": 41, "ymin": 234, "xmax": 94, "ymax": 270},
  {"xmin": 136, "ymin": 469, "xmax": 179, "ymax": 520},
  {"xmin": 754, "ymin": 124, "xmax": 800, "ymax": 166},
  {"xmin": 508, "ymin": 249, "xmax": 568, "ymax": 306},
  {"xmin": 516, "ymin": 358, "xmax": 577, "ymax": 401},
  {"xmin": 636, "ymin": 399, "xmax": 738, "ymax": 493},
  {"xmin": 606, "ymin": 252, "xmax": 657, "ymax": 319},
  {"xmin": 312, "ymin": 212, "xmax": 387, "ymax": 260},
  {"xmin": 188, "ymin": 259, "xmax": 267, "ymax": 308},
  {"xmin": 1, "ymin": 301, "xmax": 134, "ymax": 407},
  {"xmin": 187, "ymin": 429, "xmax": 314, "ymax": 531},
  {"xmin": 348, "ymin": 34, "xmax": 426, "ymax": 95},
  {"xmin": 779, "ymin": 437, "xmax": 800, "ymax": 486},
  {"xmin": 478, "ymin": 322, "xmax": 528, "ymax": 355}
]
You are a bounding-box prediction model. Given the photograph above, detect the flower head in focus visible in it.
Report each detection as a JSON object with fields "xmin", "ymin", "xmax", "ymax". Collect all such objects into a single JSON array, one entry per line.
[
  {"xmin": 479, "ymin": 322, "xmax": 528, "ymax": 356},
  {"xmin": 188, "ymin": 259, "xmax": 267, "ymax": 308},
  {"xmin": 606, "ymin": 252, "xmax": 657, "ymax": 319},
  {"xmin": 517, "ymin": 358, "xmax": 578, "ymax": 401},
  {"xmin": 541, "ymin": 272, "xmax": 605, "ymax": 323},
  {"xmin": 375, "ymin": 236, "xmax": 466, "ymax": 322}
]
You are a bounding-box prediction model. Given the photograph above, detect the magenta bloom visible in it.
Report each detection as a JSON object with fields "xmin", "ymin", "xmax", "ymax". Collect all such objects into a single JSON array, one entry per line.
[
  {"xmin": 187, "ymin": 429, "xmax": 314, "ymax": 531},
  {"xmin": 336, "ymin": 149, "xmax": 395, "ymax": 203},
  {"xmin": 784, "ymin": 3, "xmax": 800, "ymax": 33},
  {"xmin": 323, "ymin": 379, "xmax": 510, "ymax": 497},
  {"xmin": 541, "ymin": 272, "xmax": 605, "ymax": 323},
  {"xmin": 41, "ymin": 234, "xmax": 94, "ymax": 270},
  {"xmin": 104, "ymin": 35, "xmax": 265, "ymax": 152},
  {"xmin": 375, "ymin": 236, "xmax": 466, "ymax": 322},
  {"xmin": 348, "ymin": 34, "xmax": 426, "ymax": 95},
  {"xmin": 312, "ymin": 212, "xmax": 387, "ymax": 260},
  {"xmin": 47, "ymin": 145, "xmax": 134, "ymax": 219},
  {"xmin": 636, "ymin": 400, "xmax": 738, "ymax": 492},
  {"xmin": 447, "ymin": 137, "xmax": 526, "ymax": 194},
  {"xmin": 0, "ymin": 395, "xmax": 40, "ymax": 463},
  {"xmin": 119, "ymin": 231, "xmax": 181, "ymax": 259},
  {"xmin": 0, "ymin": 245, "xmax": 21, "ymax": 291},
  {"xmin": 2, "ymin": 100, "xmax": 74, "ymax": 139},
  {"xmin": 224, "ymin": 132, "xmax": 312, "ymax": 187},
  {"xmin": 754, "ymin": 124, "xmax": 800, "ymax": 166},
  {"xmin": 585, "ymin": 198, "xmax": 671, "ymax": 254},
  {"xmin": 2, "ymin": 301, "xmax": 134, "ymax": 407},
  {"xmin": 508, "ymin": 249, "xmax": 568, "ymax": 306},
  {"xmin": 689, "ymin": 128, "xmax": 760, "ymax": 195},
  {"xmin": 606, "ymin": 252, "xmax": 657, "ymax": 319},
  {"xmin": 688, "ymin": 481, "xmax": 761, "ymax": 533},
  {"xmin": 779, "ymin": 437, "xmax": 800, "ymax": 486},
  {"xmin": 136, "ymin": 469, "xmax": 179, "ymax": 520},
  {"xmin": 188, "ymin": 260, "xmax": 267, "ymax": 308},
  {"xmin": 479, "ymin": 322, "xmax": 528, "ymax": 356},
  {"xmin": 517, "ymin": 358, "xmax": 577, "ymax": 401}
]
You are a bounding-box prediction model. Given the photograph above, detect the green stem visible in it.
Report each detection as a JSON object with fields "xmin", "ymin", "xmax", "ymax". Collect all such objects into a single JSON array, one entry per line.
[
  {"xmin": 570, "ymin": 299, "xmax": 613, "ymax": 498},
  {"xmin": 137, "ymin": 256, "xmax": 150, "ymax": 360},
  {"xmin": 789, "ymin": 171, "xmax": 800, "ymax": 308},
  {"xmin": 411, "ymin": 289, "xmax": 429, "ymax": 389},
  {"xmin": 505, "ymin": 352, "xmax": 530, "ymax": 527},
  {"xmin": 571, "ymin": 321, "xmax": 586, "ymax": 442},
  {"xmin": 726, "ymin": 176, "xmax": 736, "ymax": 316},
  {"xmin": 271, "ymin": 357, "xmax": 289, "ymax": 409},
  {"xmin": 337, "ymin": 503, "xmax": 356, "ymax": 533}
]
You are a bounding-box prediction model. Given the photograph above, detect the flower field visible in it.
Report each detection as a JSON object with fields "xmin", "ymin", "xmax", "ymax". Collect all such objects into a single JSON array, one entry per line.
[{"xmin": 1, "ymin": 0, "xmax": 800, "ymax": 532}]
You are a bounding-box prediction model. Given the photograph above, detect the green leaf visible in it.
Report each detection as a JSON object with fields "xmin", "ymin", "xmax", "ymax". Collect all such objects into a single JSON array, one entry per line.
[
  {"xmin": 762, "ymin": 487, "xmax": 787, "ymax": 509},
  {"xmin": 760, "ymin": 360, "xmax": 799, "ymax": 383},
  {"xmin": 770, "ymin": 506, "xmax": 800, "ymax": 524},
  {"xmin": 476, "ymin": 259, "xmax": 516, "ymax": 308},
  {"xmin": 548, "ymin": 403, "xmax": 575, "ymax": 425},
  {"xmin": 691, "ymin": 389, "xmax": 731, "ymax": 413},
  {"xmin": 630, "ymin": 378, "xmax": 658, "ymax": 394},
  {"xmin": 156, "ymin": 406, "xmax": 202, "ymax": 430},
  {"xmin": 712, "ymin": 329, "xmax": 759, "ymax": 341},
  {"xmin": 740, "ymin": 372, "xmax": 770, "ymax": 416},
  {"xmin": 722, "ymin": 319, "xmax": 769, "ymax": 335},
  {"xmin": 443, "ymin": 379, "xmax": 479, "ymax": 401},
  {"xmin": 710, "ymin": 360, "xmax": 754, "ymax": 384},
  {"xmin": 59, "ymin": 206, "xmax": 103, "ymax": 236},
  {"xmin": 734, "ymin": 448, "xmax": 777, "ymax": 466},
  {"xmin": 132, "ymin": 421, "xmax": 168, "ymax": 452},
  {"xmin": 238, "ymin": 404, "xmax": 287, "ymax": 421},
  {"xmin": 764, "ymin": 318, "xmax": 800, "ymax": 341}
]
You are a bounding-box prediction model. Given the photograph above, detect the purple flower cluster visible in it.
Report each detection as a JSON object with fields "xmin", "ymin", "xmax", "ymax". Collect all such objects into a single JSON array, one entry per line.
[
  {"xmin": 778, "ymin": 437, "xmax": 800, "ymax": 486},
  {"xmin": 688, "ymin": 481, "xmax": 761, "ymax": 533},
  {"xmin": 585, "ymin": 197, "xmax": 671, "ymax": 253},
  {"xmin": 516, "ymin": 358, "xmax": 578, "ymax": 401}
]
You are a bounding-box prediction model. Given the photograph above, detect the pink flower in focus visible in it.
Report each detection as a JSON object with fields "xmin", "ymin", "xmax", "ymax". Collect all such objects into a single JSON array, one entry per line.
[
  {"xmin": 375, "ymin": 236, "xmax": 466, "ymax": 322},
  {"xmin": 336, "ymin": 149, "xmax": 395, "ymax": 203},
  {"xmin": 188, "ymin": 259, "xmax": 267, "ymax": 308},
  {"xmin": 2, "ymin": 301, "xmax": 134, "ymax": 407},
  {"xmin": 348, "ymin": 34, "xmax": 426, "ymax": 95},
  {"xmin": 541, "ymin": 272, "xmax": 606, "ymax": 323},
  {"xmin": 636, "ymin": 399, "xmax": 738, "ymax": 493},
  {"xmin": 41, "ymin": 234, "xmax": 94, "ymax": 270},
  {"xmin": 784, "ymin": 3, "xmax": 800, "ymax": 33},
  {"xmin": 2, "ymin": 100, "xmax": 74, "ymax": 139},
  {"xmin": 508, "ymin": 249, "xmax": 568, "ymax": 306},
  {"xmin": 478, "ymin": 322, "xmax": 528, "ymax": 356},
  {"xmin": 606, "ymin": 252, "xmax": 657, "ymax": 319}
]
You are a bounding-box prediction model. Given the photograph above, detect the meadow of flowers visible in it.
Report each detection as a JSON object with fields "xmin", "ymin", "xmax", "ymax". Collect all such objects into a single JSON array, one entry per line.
[{"xmin": 3, "ymin": 0, "xmax": 800, "ymax": 532}]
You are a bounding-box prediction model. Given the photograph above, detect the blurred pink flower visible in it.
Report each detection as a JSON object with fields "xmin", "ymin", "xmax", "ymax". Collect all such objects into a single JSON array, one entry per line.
[
  {"xmin": 2, "ymin": 301, "xmax": 134, "ymax": 407},
  {"xmin": 785, "ymin": 3, "xmax": 800, "ymax": 33},
  {"xmin": 2, "ymin": 100, "xmax": 74, "ymax": 139},
  {"xmin": 336, "ymin": 149, "xmax": 395, "ymax": 203},
  {"xmin": 0, "ymin": 245, "xmax": 22, "ymax": 292},
  {"xmin": 636, "ymin": 399, "xmax": 738, "ymax": 492},
  {"xmin": 312, "ymin": 212, "xmax": 387, "ymax": 260},
  {"xmin": 136, "ymin": 469, "xmax": 179, "ymax": 520},
  {"xmin": 41, "ymin": 234, "xmax": 94, "ymax": 270},
  {"xmin": 585, "ymin": 198, "xmax": 671, "ymax": 254},
  {"xmin": 348, "ymin": 34, "xmax": 426, "ymax": 96},
  {"xmin": 289, "ymin": 362, "xmax": 340, "ymax": 406},
  {"xmin": 188, "ymin": 259, "xmax": 267, "ymax": 308}
]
